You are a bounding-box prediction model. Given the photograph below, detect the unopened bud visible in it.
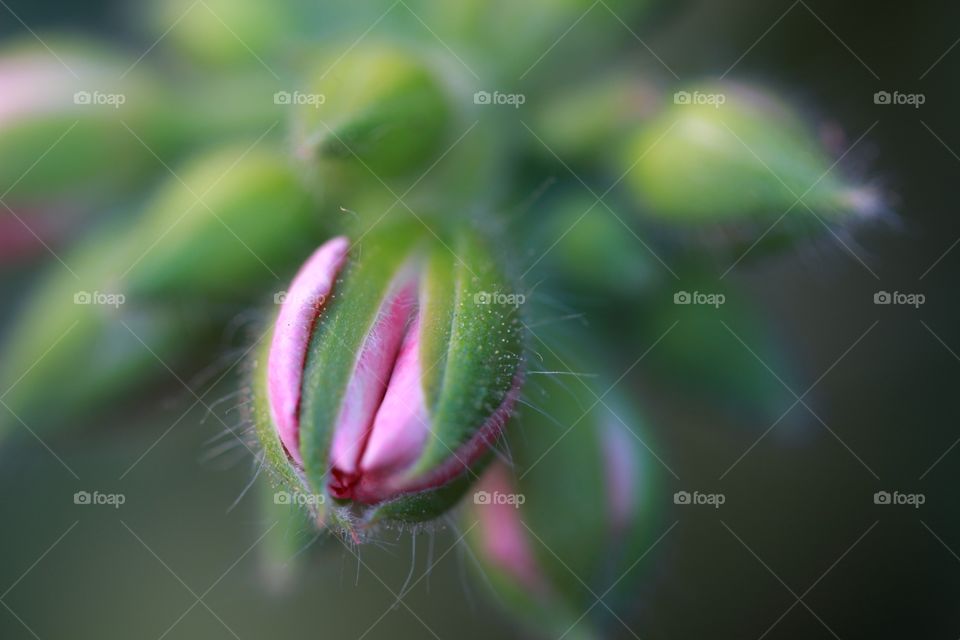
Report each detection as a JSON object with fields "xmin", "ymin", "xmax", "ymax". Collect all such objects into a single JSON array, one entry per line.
[
  {"xmin": 623, "ymin": 83, "xmax": 881, "ymax": 241},
  {"xmin": 466, "ymin": 345, "xmax": 659, "ymax": 639},
  {"xmin": 250, "ymin": 222, "xmax": 526, "ymax": 538}
]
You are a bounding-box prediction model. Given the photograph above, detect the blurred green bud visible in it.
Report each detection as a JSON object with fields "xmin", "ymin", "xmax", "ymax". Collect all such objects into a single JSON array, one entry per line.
[
  {"xmin": 535, "ymin": 74, "xmax": 660, "ymax": 161},
  {"xmin": 623, "ymin": 83, "xmax": 880, "ymax": 236},
  {"xmin": 531, "ymin": 192, "xmax": 662, "ymax": 298},
  {"xmin": 0, "ymin": 230, "xmax": 212, "ymax": 438},
  {"xmin": 144, "ymin": 0, "xmax": 295, "ymax": 67},
  {"xmin": 122, "ymin": 145, "xmax": 325, "ymax": 301},
  {"xmin": 0, "ymin": 39, "xmax": 164, "ymax": 207},
  {"xmin": 637, "ymin": 275, "xmax": 802, "ymax": 428},
  {"xmin": 427, "ymin": 0, "xmax": 655, "ymax": 78},
  {"xmin": 466, "ymin": 346, "xmax": 659, "ymax": 640},
  {"xmin": 250, "ymin": 222, "xmax": 525, "ymax": 539},
  {"xmin": 292, "ymin": 45, "xmax": 454, "ymax": 183},
  {"xmin": 0, "ymin": 144, "xmax": 326, "ymax": 437}
]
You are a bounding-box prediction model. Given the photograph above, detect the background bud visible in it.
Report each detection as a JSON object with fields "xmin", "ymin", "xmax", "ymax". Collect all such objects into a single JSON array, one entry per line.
[
  {"xmin": 0, "ymin": 144, "xmax": 328, "ymax": 438},
  {"xmin": 293, "ymin": 45, "xmax": 453, "ymax": 182},
  {"xmin": 622, "ymin": 83, "xmax": 881, "ymax": 241},
  {"xmin": 526, "ymin": 191, "xmax": 663, "ymax": 299},
  {"xmin": 0, "ymin": 39, "xmax": 162, "ymax": 208},
  {"xmin": 143, "ymin": 0, "xmax": 295, "ymax": 67},
  {"xmin": 122, "ymin": 144, "xmax": 326, "ymax": 301},
  {"xmin": 465, "ymin": 343, "xmax": 660, "ymax": 640},
  {"xmin": 534, "ymin": 73, "xmax": 661, "ymax": 162}
]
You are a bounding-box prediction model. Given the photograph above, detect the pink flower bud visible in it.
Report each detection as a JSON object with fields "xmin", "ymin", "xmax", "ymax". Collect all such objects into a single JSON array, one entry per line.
[{"xmin": 252, "ymin": 225, "xmax": 526, "ymax": 534}]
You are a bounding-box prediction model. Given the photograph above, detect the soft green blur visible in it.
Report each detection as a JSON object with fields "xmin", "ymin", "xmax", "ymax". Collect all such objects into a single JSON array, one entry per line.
[{"xmin": 1, "ymin": 1, "xmax": 954, "ymax": 639}]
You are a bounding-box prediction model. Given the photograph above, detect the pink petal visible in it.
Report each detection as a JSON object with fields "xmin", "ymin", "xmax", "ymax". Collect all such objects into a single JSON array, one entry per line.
[
  {"xmin": 328, "ymin": 272, "xmax": 418, "ymax": 496},
  {"xmin": 267, "ymin": 236, "xmax": 349, "ymax": 464},
  {"xmin": 359, "ymin": 312, "xmax": 430, "ymax": 478},
  {"xmin": 475, "ymin": 464, "xmax": 545, "ymax": 592},
  {"xmin": 601, "ymin": 418, "xmax": 639, "ymax": 533},
  {"xmin": 0, "ymin": 209, "xmax": 66, "ymax": 262},
  {"xmin": 352, "ymin": 367, "xmax": 524, "ymax": 504}
]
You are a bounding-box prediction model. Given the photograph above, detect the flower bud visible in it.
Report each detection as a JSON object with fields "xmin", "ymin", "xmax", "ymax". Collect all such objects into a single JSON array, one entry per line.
[
  {"xmin": 534, "ymin": 73, "xmax": 661, "ymax": 162},
  {"xmin": 426, "ymin": 0, "xmax": 658, "ymax": 78},
  {"xmin": 293, "ymin": 45, "xmax": 454, "ymax": 182},
  {"xmin": 250, "ymin": 223, "xmax": 525, "ymax": 537},
  {"xmin": 0, "ymin": 144, "xmax": 326, "ymax": 438},
  {"xmin": 465, "ymin": 347, "xmax": 659, "ymax": 640},
  {"xmin": 0, "ymin": 39, "xmax": 163, "ymax": 208},
  {"xmin": 623, "ymin": 83, "xmax": 881, "ymax": 241},
  {"xmin": 144, "ymin": 0, "xmax": 296, "ymax": 67},
  {"xmin": 121, "ymin": 144, "xmax": 326, "ymax": 301}
]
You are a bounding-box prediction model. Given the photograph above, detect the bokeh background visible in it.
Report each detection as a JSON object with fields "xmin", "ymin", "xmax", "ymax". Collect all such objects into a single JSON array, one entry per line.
[{"xmin": 1, "ymin": 0, "xmax": 959, "ymax": 638}]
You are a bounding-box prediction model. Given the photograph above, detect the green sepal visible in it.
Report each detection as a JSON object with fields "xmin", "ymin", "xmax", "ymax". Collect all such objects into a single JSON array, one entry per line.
[{"xmin": 409, "ymin": 230, "xmax": 525, "ymax": 476}]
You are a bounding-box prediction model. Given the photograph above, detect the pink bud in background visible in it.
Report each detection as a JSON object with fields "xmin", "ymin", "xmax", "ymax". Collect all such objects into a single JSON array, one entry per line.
[{"xmin": 465, "ymin": 347, "xmax": 660, "ymax": 640}]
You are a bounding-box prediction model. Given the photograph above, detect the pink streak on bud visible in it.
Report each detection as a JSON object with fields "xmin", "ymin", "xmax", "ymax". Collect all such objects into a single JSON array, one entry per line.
[
  {"xmin": 267, "ymin": 236, "xmax": 349, "ymax": 465},
  {"xmin": 475, "ymin": 464, "xmax": 545, "ymax": 592},
  {"xmin": 359, "ymin": 312, "xmax": 430, "ymax": 479},
  {"xmin": 601, "ymin": 419, "xmax": 639, "ymax": 534},
  {"xmin": 348, "ymin": 367, "xmax": 524, "ymax": 504},
  {"xmin": 0, "ymin": 210, "xmax": 66, "ymax": 262},
  {"xmin": 328, "ymin": 273, "xmax": 418, "ymax": 496}
]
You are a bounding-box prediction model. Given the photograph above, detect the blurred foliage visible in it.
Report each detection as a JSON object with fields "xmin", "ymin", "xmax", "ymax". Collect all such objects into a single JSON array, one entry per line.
[{"xmin": 0, "ymin": 0, "xmax": 932, "ymax": 638}]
